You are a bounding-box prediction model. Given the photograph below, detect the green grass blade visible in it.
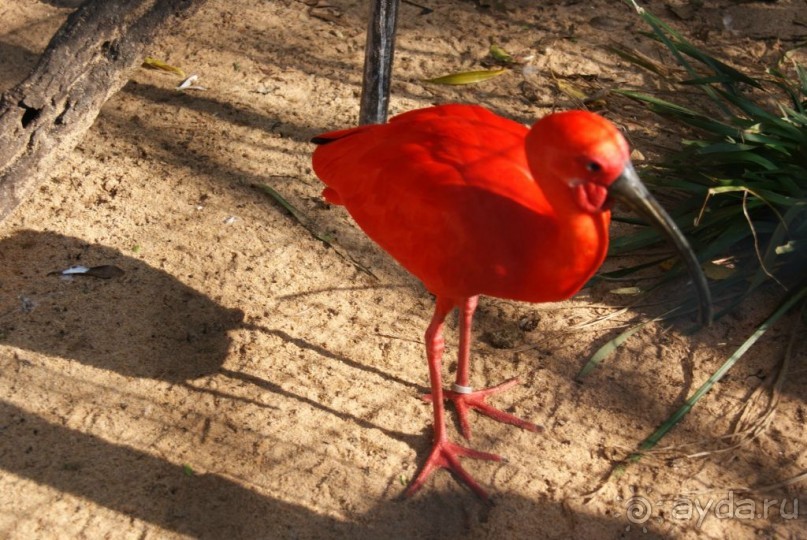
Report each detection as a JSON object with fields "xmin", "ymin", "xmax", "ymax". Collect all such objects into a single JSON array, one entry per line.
[
  {"xmin": 624, "ymin": 1, "xmax": 733, "ymax": 113},
  {"xmin": 608, "ymin": 226, "xmax": 663, "ymax": 253},
  {"xmin": 256, "ymin": 184, "xmax": 380, "ymax": 278},
  {"xmin": 674, "ymin": 41, "xmax": 762, "ymax": 89},
  {"xmin": 612, "ymin": 89, "xmax": 699, "ymax": 116},
  {"xmin": 613, "ymin": 89, "xmax": 740, "ymax": 137},
  {"xmin": 576, "ymin": 320, "xmax": 653, "ymax": 379},
  {"xmin": 255, "ymin": 183, "xmax": 335, "ymax": 245},
  {"xmin": 595, "ymin": 257, "xmax": 671, "ymax": 279}
]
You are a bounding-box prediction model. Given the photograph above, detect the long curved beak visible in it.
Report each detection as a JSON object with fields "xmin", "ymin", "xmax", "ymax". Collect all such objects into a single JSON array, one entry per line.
[{"xmin": 609, "ymin": 163, "xmax": 713, "ymax": 326}]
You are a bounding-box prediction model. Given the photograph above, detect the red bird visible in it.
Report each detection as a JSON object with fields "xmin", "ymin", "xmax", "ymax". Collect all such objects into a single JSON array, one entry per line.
[{"xmin": 311, "ymin": 104, "xmax": 710, "ymax": 500}]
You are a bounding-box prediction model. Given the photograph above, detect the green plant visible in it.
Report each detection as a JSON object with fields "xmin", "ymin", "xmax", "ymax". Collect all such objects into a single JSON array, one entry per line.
[{"xmin": 581, "ymin": 2, "xmax": 807, "ymax": 458}]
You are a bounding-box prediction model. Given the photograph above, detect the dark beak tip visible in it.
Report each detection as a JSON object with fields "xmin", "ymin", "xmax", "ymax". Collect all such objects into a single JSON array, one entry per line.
[{"xmin": 611, "ymin": 165, "xmax": 713, "ymax": 327}]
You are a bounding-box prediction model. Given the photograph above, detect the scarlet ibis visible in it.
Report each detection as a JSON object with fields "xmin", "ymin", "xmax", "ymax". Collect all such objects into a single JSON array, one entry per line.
[{"xmin": 311, "ymin": 104, "xmax": 711, "ymax": 500}]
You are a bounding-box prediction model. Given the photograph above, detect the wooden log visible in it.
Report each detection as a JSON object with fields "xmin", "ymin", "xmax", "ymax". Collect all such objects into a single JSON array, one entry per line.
[{"xmin": 0, "ymin": 0, "xmax": 206, "ymax": 222}]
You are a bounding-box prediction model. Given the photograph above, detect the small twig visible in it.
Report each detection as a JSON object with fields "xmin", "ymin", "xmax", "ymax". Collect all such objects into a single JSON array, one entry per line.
[
  {"xmin": 741, "ymin": 190, "xmax": 785, "ymax": 290},
  {"xmin": 401, "ymin": 0, "xmax": 432, "ymax": 15}
]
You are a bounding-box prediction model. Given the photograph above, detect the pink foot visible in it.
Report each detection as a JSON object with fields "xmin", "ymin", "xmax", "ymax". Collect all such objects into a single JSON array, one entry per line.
[
  {"xmin": 404, "ymin": 438, "xmax": 502, "ymax": 501},
  {"xmin": 425, "ymin": 378, "xmax": 542, "ymax": 439}
]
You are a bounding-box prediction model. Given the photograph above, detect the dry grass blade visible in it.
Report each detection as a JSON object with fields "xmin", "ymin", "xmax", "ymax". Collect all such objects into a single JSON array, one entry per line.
[
  {"xmin": 605, "ymin": 43, "xmax": 671, "ymax": 78},
  {"xmin": 637, "ymin": 300, "xmax": 801, "ymax": 461},
  {"xmin": 679, "ymin": 470, "xmax": 807, "ymax": 496},
  {"xmin": 633, "ymin": 283, "xmax": 807, "ymax": 456},
  {"xmin": 742, "ymin": 471, "xmax": 807, "ymax": 493},
  {"xmin": 724, "ymin": 299, "xmax": 802, "ymax": 443},
  {"xmin": 739, "ymin": 190, "xmax": 786, "ymax": 289}
]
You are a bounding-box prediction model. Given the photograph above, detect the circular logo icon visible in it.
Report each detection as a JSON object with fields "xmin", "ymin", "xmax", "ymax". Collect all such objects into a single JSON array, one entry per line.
[{"xmin": 625, "ymin": 495, "xmax": 653, "ymax": 525}]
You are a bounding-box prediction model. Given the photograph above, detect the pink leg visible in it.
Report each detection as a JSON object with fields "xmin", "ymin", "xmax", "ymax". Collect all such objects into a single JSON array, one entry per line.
[
  {"xmin": 405, "ymin": 296, "xmax": 501, "ymax": 501},
  {"xmin": 426, "ymin": 296, "xmax": 541, "ymax": 439}
]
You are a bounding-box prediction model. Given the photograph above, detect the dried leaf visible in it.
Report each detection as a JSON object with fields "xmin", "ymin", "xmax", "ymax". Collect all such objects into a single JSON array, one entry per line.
[
  {"xmin": 310, "ymin": 4, "xmax": 342, "ymax": 22},
  {"xmin": 423, "ymin": 68, "xmax": 508, "ymax": 85},
  {"xmin": 142, "ymin": 57, "xmax": 186, "ymax": 78},
  {"xmin": 59, "ymin": 265, "xmax": 90, "ymax": 275},
  {"xmin": 703, "ymin": 261, "xmax": 736, "ymax": 280},
  {"xmin": 49, "ymin": 265, "xmax": 125, "ymax": 279},
  {"xmin": 177, "ymin": 74, "xmax": 207, "ymax": 91},
  {"xmin": 489, "ymin": 44, "xmax": 514, "ymax": 63},
  {"xmin": 556, "ymin": 79, "xmax": 588, "ymax": 101},
  {"xmin": 609, "ymin": 286, "xmax": 643, "ymax": 295}
]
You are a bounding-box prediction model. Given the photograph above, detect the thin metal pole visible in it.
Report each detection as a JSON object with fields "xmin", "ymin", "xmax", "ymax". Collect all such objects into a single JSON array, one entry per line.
[{"xmin": 358, "ymin": 0, "xmax": 399, "ymax": 125}]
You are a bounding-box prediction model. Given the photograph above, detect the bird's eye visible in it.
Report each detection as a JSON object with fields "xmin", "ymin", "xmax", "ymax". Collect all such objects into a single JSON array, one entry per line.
[{"xmin": 586, "ymin": 161, "xmax": 603, "ymax": 173}]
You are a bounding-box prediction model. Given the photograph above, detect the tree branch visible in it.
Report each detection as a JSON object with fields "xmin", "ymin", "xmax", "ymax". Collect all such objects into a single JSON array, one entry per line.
[{"xmin": 0, "ymin": 0, "xmax": 206, "ymax": 222}]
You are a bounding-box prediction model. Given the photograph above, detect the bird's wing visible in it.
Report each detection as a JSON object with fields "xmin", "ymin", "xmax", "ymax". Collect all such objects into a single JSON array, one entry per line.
[
  {"xmin": 311, "ymin": 104, "xmax": 552, "ymax": 215},
  {"xmin": 311, "ymin": 105, "xmax": 566, "ymax": 300}
]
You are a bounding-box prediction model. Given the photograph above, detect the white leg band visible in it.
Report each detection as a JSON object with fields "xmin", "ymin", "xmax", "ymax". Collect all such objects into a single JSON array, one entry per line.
[{"xmin": 452, "ymin": 383, "xmax": 473, "ymax": 394}]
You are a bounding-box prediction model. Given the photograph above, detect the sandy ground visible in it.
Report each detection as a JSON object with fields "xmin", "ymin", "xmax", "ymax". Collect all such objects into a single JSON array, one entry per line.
[{"xmin": 1, "ymin": 0, "xmax": 805, "ymax": 538}]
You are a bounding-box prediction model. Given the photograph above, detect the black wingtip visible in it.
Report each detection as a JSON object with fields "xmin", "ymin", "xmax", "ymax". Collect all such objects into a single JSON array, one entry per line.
[{"xmin": 311, "ymin": 127, "xmax": 370, "ymax": 145}]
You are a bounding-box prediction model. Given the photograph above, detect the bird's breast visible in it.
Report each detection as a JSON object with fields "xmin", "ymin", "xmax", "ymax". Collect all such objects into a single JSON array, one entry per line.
[{"xmin": 467, "ymin": 207, "xmax": 611, "ymax": 303}]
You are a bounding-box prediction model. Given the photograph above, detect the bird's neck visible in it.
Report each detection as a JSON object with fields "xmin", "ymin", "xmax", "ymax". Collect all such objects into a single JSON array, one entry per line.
[{"xmin": 528, "ymin": 174, "xmax": 613, "ymax": 301}]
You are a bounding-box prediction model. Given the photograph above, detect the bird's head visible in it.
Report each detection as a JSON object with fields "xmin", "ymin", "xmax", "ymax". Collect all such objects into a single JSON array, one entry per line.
[
  {"xmin": 526, "ymin": 110, "xmax": 713, "ymax": 325},
  {"xmin": 525, "ymin": 110, "xmax": 632, "ymax": 214}
]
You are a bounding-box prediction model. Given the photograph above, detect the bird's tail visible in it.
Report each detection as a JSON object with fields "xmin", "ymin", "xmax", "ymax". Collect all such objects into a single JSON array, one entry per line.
[
  {"xmin": 310, "ymin": 124, "xmax": 374, "ymax": 146},
  {"xmin": 311, "ymin": 124, "xmax": 379, "ymax": 206}
]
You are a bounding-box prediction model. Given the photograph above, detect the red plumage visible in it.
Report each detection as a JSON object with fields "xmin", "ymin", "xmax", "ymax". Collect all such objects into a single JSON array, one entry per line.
[{"xmin": 311, "ymin": 104, "xmax": 638, "ymax": 500}]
